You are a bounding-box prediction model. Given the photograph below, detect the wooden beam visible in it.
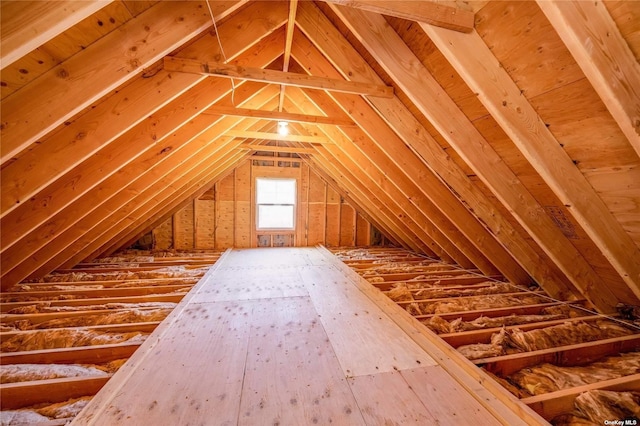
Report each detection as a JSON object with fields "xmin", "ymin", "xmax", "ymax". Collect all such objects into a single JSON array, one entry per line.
[
  {"xmin": 279, "ymin": 0, "xmax": 299, "ymax": 111},
  {"xmin": 0, "ymin": 376, "xmax": 111, "ymax": 410},
  {"xmin": 478, "ymin": 334, "xmax": 640, "ymax": 377},
  {"xmin": 0, "ymin": 0, "xmax": 114, "ymax": 70},
  {"xmin": 227, "ymin": 129, "xmax": 329, "ymax": 144},
  {"xmin": 249, "ymin": 155, "xmax": 302, "ymax": 163},
  {"xmin": 325, "ymin": 4, "xmax": 620, "ymax": 310},
  {"xmin": 245, "ymin": 144, "xmax": 316, "ymax": 154},
  {"xmin": 1, "ymin": 0, "xmax": 247, "ymax": 164},
  {"xmin": 321, "ymin": 0, "xmax": 474, "ymax": 33},
  {"xmin": 163, "ymin": 57, "xmax": 394, "ymax": 98},
  {"xmin": 294, "ymin": 5, "xmax": 579, "ymax": 303},
  {"xmin": 523, "ymin": 374, "xmax": 640, "ymax": 421},
  {"xmin": 202, "ymin": 105, "xmax": 355, "ymax": 126},
  {"xmin": 536, "ymin": 0, "xmax": 640, "ymax": 158},
  {"xmin": 0, "ymin": 342, "xmax": 140, "ymax": 365},
  {"xmin": 421, "ymin": 15, "xmax": 640, "ymax": 301}
]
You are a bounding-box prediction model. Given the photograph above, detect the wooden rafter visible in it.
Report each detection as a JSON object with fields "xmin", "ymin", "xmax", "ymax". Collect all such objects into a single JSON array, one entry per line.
[
  {"xmin": 0, "ymin": 0, "xmax": 114, "ymax": 70},
  {"xmin": 162, "ymin": 57, "xmax": 394, "ymax": 98},
  {"xmin": 0, "ymin": 3, "xmax": 288, "ymax": 221},
  {"xmin": 279, "ymin": 0, "xmax": 299, "ymax": 111},
  {"xmin": 0, "ymin": 0, "xmax": 247, "ymax": 165},
  {"xmin": 325, "ymin": 4, "xmax": 623, "ymax": 311},
  {"xmin": 320, "ymin": 0, "xmax": 474, "ymax": 33},
  {"xmin": 536, "ymin": 0, "xmax": 640, "ymax": 158},
  {"xmin": 227, "ymin": 130, "xmax": 329, "ymax": 144},
  {"xmin": 421, "ymin": 15, "xmax": 640, "ymax": 299}
]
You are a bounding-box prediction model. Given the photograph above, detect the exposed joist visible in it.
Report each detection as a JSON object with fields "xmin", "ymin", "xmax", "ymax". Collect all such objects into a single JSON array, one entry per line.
[
  {"xmin": 249, "ymin": 154, "xmax": 302, "ymax": 163},
  {"xmin": 279, "ymin": 0, "xmax": 299, "ymax": 111},
  {"xmin": 536, "ymin": 0, "xmax": 640, "ymax": 158},
  {"xmin": 1, "ymin": 0, "xmax": 247, "ymax": 164},
  {"xmin": 421, "ymin": 16, "xmax": 640, "ymax": 300},
  {"xmin": 162, "ymin": 57, "xmax": 394, "ymax": 98},
  {"xmin": 227, "ymin": 129, "xmax": 329, "ymax": 144},
  {"xmin": 326, "ymin": 4, "xmax": 619, "ymax": 311},
  {"xmin": 0, "ymin": 0, "xmax": 114, "ymax": 70},
  {"xmin": 294, "ymin": 5, "xmax": 579, "ymax": 302},
  {"xmin": 321, "ymin": 0, "xmax": 474, "ymax": 33},
  {"xmin": 244, "ymin": 144, "xmax": 316, "ymax": 154},
  {"xmin": 202, "ymin": 105, "xmax": 355, "ymax": 126}
]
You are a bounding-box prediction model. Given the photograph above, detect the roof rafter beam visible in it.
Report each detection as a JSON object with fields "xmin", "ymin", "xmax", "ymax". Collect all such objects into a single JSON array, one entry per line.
[
  {"xmin": 0, "ymin": 0, "xmax": 114, "ymax": 70},
  {"xmin": 420, "ymin": 9, "xmax": 640, "ymax": 301},
  {"xmin": 202, "ymin": 105, "xmax": 354, "ymax": 126},
  {"xmin": 322, "ymin": 4, "xmax": 621, "ymax": 310},
  {"xmin": 320, "ymin": 0, "xmax": 474, "ymax": 33},
  {"xmin": 227, "ymin": 130, "xmax": 329, "ymax": 144},
  {"xmin": 279, "ymin": 0, "xmax": 299, "ymax": 111},
  {"xmin": 162, "ymin": 57, "xmax": 394, "ymax": 98},
  {"xmin": 536, "ymin": 0, "xmax": 640, "ymax": 158}
]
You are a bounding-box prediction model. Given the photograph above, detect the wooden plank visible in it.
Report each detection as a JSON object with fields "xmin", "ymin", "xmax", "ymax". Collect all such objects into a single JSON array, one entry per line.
[
  {"xmin": 401, "ymin": 365, "xmax": 501, "ymax": 422},
  {"xmin": 245, "ymin": 144, "xmax": 315, "ymax": 154},
  {"xmin": 227, "ymin": 129, "xmax": 329, "ymax": 144},
  {"xmin": 316, "ymin": 247, "xmax": 547, "ymax": 425},
  {"xmin": 203, "ymin": 105, "xmax": 355, "ymax": 126},
  {"xmin": 1, "ymin": 285, "xmax": 191, "ymax": 301},
  {"xmin": 238, "ymin": 296, "xmax": 366, "ymax": 425},
  {"xmin": 71, "ymin": 300, "xmax": 255, "ymax": 425},
  {"xmin": 0, "ymin": 375, "xmax": 111, "ymax": 410},
  {"xmin": 346, "ymin": 370, "xmax": 439, "ymax": 424},
  {"xmin": 422, "ymin": 16, "xmax": 640, "ymax": 303},
  {"xmin": 326, "ymin": 4, "xmax": 616, "ymax": 310},
  {"xmin": 1, "ymin": 0, "xmax": 245, "ymax": 164},
  {"xmin": 478, "ymin": 334, "xmax": 640, "ymax": 377},
  {"xmin": 415, "ymin": 301, "xmax": 586, "ymax": 322},
  {"xmin": 373, "ymin": 276, "xmax": 502, "ymax": 291},
  {"xmin": 0, "ymin": 294, "xmax": 183, "ymax": 313},
  {"xmin": 0, "ymin": 342, "xmax": 140, "ymax": 365},
  {"xmin": 522, "ymin": 374, "xmax": 640, "ymax": 420},
  {"xmin": 0, "ymin": 0, "xmax": 114, "ymax": 69},
  {"xmin": 439, "ymin": 315, "xmax": 598, "ymax": 348},
  {"xmin": 321, "ymin": 0, "xmax": 474, "ymax": 33},
  {"xmin": 163, "ymin": 57, "xmax": 394, "ymax": 98},
  {"xmin": 299, "ymin": 264, "xmax": 437, "ymax": 377},
  {"xmin": 537, "ymin": 0, "xmax": 640, "ymax": 158},
  {"xmin": 1, "ymin": 322, "xmax": 160, "ymax": 342},
  {"xmin": 278, "ymin": 0, "xmax": 299, "ymax": 111}
]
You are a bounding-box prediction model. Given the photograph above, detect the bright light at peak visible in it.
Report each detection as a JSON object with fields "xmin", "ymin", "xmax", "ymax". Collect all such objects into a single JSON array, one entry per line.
[{"xmin": 277, "ymin": 121, "xmax": 289, "ymax": 136}]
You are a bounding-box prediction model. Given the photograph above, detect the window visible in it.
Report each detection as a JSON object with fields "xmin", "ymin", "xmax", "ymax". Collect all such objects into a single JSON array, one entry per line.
[{"xmin": 256, "ymin": 178, "xmax": 296, "ymax": 230}]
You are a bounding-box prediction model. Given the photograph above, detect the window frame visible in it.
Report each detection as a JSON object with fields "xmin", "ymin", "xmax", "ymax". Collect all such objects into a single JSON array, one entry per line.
[{"xmin": 255, "ymin": 177, "xmax": 297, "ymax": 231}]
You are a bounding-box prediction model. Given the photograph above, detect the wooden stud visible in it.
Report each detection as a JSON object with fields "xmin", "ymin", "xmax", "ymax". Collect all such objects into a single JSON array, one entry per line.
[
  {"xmin": 227, "ymin": 130, "xmax": 329, "ymax": 144},
  {"xmin": 202, "ymin": 106, "xmax": 354, "ymax": 126}
]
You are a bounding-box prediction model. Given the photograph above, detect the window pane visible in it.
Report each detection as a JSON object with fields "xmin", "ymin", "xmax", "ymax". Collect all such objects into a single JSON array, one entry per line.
[
  {"xmin": 258, "ymin": 205, "xmax": 294, "ymax": 229},
  {"xmin": 256, "ymin": 178, "xmax": 295, "ymax": 204}
]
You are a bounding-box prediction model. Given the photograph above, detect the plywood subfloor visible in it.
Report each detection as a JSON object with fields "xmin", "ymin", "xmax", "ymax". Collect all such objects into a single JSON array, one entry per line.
[{"xmin": 72, "ymin": 247, "xmax": 517, "ymax": 425}]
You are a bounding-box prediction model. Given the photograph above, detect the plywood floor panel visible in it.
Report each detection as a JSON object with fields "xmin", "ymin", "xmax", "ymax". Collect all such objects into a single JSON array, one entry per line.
[{"xmin": 73, "ymin": 247, "xmax": 510, "ymax": 425}]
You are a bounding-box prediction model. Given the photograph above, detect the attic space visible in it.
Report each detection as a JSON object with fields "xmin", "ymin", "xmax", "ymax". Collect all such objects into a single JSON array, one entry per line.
[{"xmin": 1, "ymin": 0, "xmax": 640, "ymax": 425}]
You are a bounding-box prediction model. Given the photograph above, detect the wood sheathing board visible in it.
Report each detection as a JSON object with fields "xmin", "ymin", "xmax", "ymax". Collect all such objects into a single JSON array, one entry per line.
[
  {"xmin": 0, "ymin": 250, "xmax": 220, "ymax": 424},
  {"xmin": 334, "ymin": 247, "xmax": 640, "ymax": 424},
  {"xmin": 71, "ymin": 247, "xmax": 538, "ymax": 425}
]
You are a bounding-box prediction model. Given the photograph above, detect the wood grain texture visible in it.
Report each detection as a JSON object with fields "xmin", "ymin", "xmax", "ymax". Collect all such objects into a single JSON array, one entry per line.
[
  {"xmin": 537, "ymin": 0, "xmax": 640, "ymax": 157},
  {"xmin": 0, "ymin": 0, "xmax": 113, "ymax": 69},
  {"xmin": 422, "ymin": 15, "xmax": 640, "ymax": 301}
]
